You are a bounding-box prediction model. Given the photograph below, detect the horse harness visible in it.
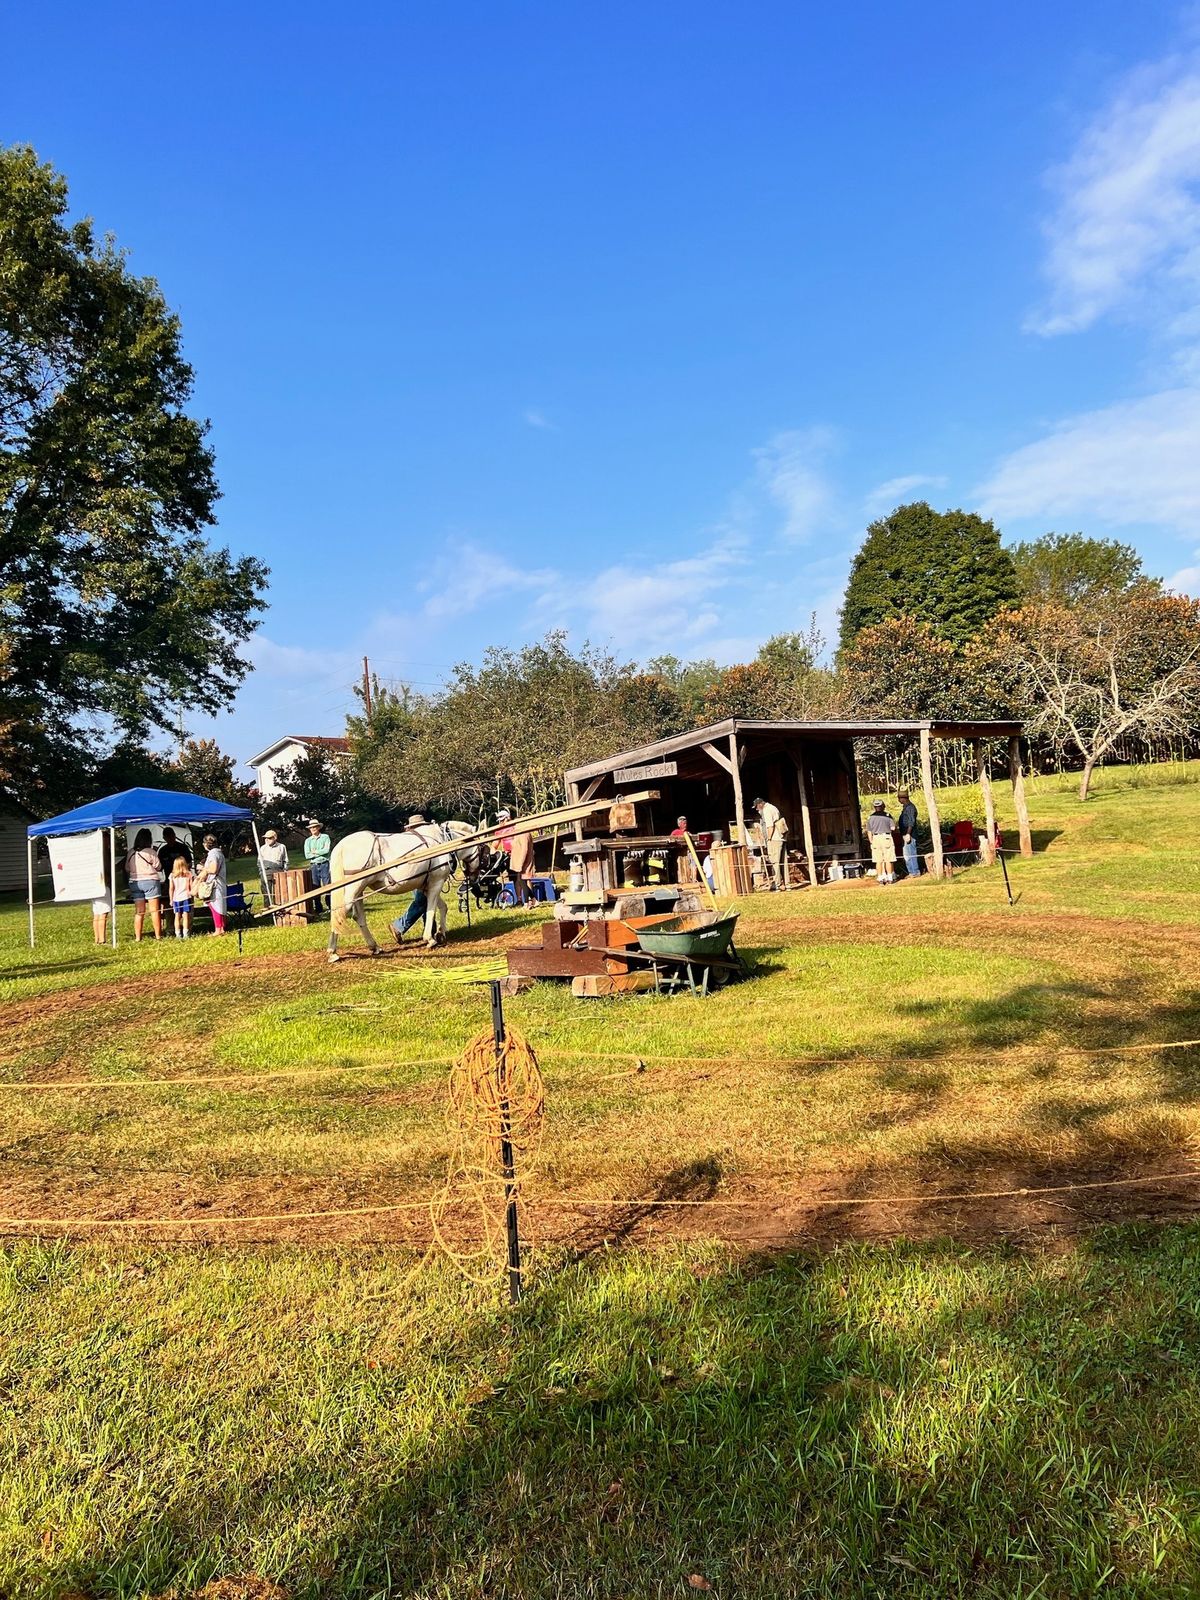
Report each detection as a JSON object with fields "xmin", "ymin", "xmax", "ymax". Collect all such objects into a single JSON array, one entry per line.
[{"xmin": 367, "ymin": 824, "xmax": 463, "ymax": 894}]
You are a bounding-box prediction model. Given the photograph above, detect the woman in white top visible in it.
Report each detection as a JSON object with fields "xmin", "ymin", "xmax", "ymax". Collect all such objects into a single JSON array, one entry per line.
[
  {"xmin": 193, "ymin": 832, "xmax": 228, "ymax": 934},
  {"xmin": 124, "ymin": 827, "xmax": 165, "ymax": 941}
]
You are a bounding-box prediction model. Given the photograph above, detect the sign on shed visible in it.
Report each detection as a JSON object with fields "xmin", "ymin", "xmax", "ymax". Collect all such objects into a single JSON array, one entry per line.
[{"xmin": 613, "ymin": 760, "xmax": 678, "ymax": 785}]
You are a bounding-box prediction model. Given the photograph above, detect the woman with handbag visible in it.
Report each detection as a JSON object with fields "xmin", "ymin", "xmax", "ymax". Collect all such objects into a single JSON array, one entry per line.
[{"xmin": 193, "ymin": 833, "xmax": 228, "ymax": 935}]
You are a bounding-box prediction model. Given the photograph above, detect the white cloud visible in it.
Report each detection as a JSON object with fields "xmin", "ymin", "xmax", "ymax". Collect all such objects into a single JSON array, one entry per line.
[
  {"xmin": 580, "ymin": 540, "xmax": 748, "ymax": 653},
  {"xmin": 245, "ymin": 635, "xmax": 358, "ymax": 682},
  {"xmin": 523, "ymin": 407, "xmax": 556, "ymax": 430},
  {"xmin": 1028, "ymin": 59, "xmax": 1200, "ymax": 338},
  {"xmin": 417, "ymin": 542, "xmax": 563, "ymax": 621},
  {"xmin": 863, "ymin": 473, "xmax": 948, "ymax": 514},
  {"xmin": 978, "ymin": 387, "xmax": 1200, "ymax": 531},
  {"xmin": 751, "ymin": 427, "xmax": 837, "ymax": 542},
  {"xmin": 1168, "ymin": 558, "xmax": 1200, "ymax": 595}
]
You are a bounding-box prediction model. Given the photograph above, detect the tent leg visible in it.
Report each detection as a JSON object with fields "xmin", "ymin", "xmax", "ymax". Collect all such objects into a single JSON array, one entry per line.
[
  {"xmin": 110, "ymin": 827, "xmax": 119, "ymax": 948},
  {"xmin": 27, "ymin": 837, "xmax": 35, "ymax": 950},
  {"xmin": 251, "ymin": 819, "xmax": 272, "ymax": 918}
]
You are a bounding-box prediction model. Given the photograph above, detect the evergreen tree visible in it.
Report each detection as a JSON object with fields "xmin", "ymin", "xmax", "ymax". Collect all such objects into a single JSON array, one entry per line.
[{"xmin": 838, "ymin": 502, "xmax": 1019, "ymax": 653}]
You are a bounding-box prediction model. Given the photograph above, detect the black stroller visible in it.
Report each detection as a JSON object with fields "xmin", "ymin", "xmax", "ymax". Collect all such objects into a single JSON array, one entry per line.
[{"xmin": 457, "ymin": 848, "xmax": 514, "ymax": 914}]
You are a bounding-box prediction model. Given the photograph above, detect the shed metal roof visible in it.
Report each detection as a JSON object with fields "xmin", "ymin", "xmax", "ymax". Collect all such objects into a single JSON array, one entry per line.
[{"xmin": 564, "ymin": 718, "xmax": 1023, "ymax": 785}]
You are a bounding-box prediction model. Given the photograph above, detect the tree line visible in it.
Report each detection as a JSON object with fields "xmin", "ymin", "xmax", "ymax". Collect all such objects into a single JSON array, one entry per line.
[{"xmin": 299, "ymin": 513, "xmax": 1200, "ymax": 828}]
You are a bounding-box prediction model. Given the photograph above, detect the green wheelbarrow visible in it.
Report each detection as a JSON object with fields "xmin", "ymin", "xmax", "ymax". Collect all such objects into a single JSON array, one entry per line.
[{"xmin": 635, "ymin": 912, "xmax": 746, "ymax": 996}]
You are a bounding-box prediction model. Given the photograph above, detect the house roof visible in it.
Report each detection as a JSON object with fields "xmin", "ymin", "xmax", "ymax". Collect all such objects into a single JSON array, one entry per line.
[
  {"xmin": 247, "ymin": 734, "xmax": 351, "ymax": 767},
  {"xmin": 564, "ymin": 717, "xmax": 1024, "ymax": 785}
]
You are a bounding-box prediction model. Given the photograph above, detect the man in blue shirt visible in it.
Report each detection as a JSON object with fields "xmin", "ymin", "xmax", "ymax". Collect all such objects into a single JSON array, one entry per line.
[{"xmin": 897, "ymin": 789, "xmax": 920, "ymax": 878}]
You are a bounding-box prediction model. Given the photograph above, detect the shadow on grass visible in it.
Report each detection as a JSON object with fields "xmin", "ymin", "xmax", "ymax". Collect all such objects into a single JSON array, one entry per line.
[
  {"xmin": 31, "ymin": 1227, "xmax": 1200, "ymax": 1599},
  {"xmin": 1, "ymin": 956, "xmax": 110, "ymax": 979}
]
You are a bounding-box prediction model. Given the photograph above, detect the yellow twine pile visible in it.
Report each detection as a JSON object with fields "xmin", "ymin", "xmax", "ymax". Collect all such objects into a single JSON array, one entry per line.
[{"xmin": 429, "ymin": 1023, "xmax": 545, "ymax": 1287}]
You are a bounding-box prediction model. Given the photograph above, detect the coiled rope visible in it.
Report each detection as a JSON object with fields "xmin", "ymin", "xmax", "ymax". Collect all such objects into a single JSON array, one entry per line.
[{"xmin": 428, "ymin": 1023, "xmax": 545, "ymax": 1287}]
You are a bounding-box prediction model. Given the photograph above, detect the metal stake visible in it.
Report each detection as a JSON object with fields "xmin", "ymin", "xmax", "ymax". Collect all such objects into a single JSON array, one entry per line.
[
  {"xmin": 489, "ymin": 979, "xmax": 523, "ymax": 1304},
  {"xmin": 999, "ymin": 850, "xmax": 1014, "ymax": 905}
]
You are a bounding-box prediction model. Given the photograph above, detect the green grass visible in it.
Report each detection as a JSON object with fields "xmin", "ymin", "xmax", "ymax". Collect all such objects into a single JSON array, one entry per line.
[
  {"xmin": 5, "ymin": 766, "xmax": 1200, "ymax": 1596},
  {"xmin": 6, "ymin": 1235, "xmax": 1200, "ymax": 1598}
]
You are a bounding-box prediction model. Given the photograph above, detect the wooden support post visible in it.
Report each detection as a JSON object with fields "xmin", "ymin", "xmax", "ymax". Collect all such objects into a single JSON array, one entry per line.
[
  {"xmin": 920, "ymin": 729, "xmax": 944, "ymax": 880},
  {"xmin": 788, "ymin": 749, "xmax": 819, "ymax": 889},
  {"xmin": 567, "ymin": 779, "xmax": 585, "ymax": 843},
  {"xmin": 701, "ymin": 740, "xmax": 735, "ymax": 775},
  {"xmin": 729, "ymin": 730, "xmax": 747, "ymax": 852},
  {"xmin": 1009, "ymin": 734, "xmax": 1033, "ymax": 858},
  {"xmin": 974, "ymin": 739, "xmax": 997, "ymax": 846}
]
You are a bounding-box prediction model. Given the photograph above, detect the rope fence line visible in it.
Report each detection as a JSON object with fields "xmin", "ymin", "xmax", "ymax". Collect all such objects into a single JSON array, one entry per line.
[
  {"xmin": 0, "ymin": 1056, "xmax": 457, "ymax": 1093},
  {"xmin": 3, "ymin": 1035, "xmax": 1200, "ymax": 1096},
  {"xmin": 1, "ymin": 1165, "xmax": 1197, "ymax": 1232}
]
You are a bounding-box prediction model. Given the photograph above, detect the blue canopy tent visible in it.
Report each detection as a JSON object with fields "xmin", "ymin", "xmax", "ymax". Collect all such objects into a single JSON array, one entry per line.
[{"xmin": 27, "ymin": 787, "xmax": 257, "ymax": 948}]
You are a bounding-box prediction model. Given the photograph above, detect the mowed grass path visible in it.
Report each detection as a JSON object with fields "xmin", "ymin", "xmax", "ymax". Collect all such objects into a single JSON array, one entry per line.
[{"xmin": 4, "ymin": 765, "xmax": 1200, "ymax": 1596}]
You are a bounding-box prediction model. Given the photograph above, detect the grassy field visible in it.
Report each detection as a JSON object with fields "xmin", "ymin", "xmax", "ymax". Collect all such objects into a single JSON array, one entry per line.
[{"xmin": 4, "ymin": 764, "xmax": 1200, "ymax": 1597}]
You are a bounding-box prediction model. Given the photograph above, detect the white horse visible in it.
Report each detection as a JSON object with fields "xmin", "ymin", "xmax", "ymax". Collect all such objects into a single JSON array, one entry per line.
[{"xmin": 327, "ymin": 821, "xmax": 486, "ymax": 962}]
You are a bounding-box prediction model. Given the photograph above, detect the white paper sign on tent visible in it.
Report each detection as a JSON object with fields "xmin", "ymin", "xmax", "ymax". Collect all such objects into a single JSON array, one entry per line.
[{"xmin": 49, "ymin": 829, "xmax": 108, "ymax": 903}]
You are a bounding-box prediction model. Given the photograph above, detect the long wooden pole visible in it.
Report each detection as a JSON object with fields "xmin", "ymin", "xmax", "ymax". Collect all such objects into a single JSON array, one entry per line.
[
  {"xmin": 920, "ymin": 729, "xmax": 944, "ymax": 880},
  {"xmin": 258, "ymin": 790, "xmax": 660, "ymax": 918},
  {"xmin": 791, "ymin": 749, "xmax": 819, "ymax": 889},
  {"xmin": 974, "ymin": 738, "xmax": 997, "ymax": 847},
  {"xmin": 1009, "ymin": 734, "xmax": 1033, "ymax": 858},
  {"xmin": 728, "ymin": 731, "xmax": 747, "ymax": 858},
  {"xmin": 683, "ymin": 831, "xmax": 719, "ymax": 913}
]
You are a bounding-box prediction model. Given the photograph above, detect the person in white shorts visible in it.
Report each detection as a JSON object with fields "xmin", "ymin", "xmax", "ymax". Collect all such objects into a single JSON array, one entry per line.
[{"xmin": 866, "ymin": 799, "xmax": 898, "ymax": 885}]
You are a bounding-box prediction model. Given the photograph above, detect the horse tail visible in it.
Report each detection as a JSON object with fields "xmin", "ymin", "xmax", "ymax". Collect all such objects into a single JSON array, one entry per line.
[{"xmin": 329, "ymin": 841, "xmax": 350, "ymax": 936}]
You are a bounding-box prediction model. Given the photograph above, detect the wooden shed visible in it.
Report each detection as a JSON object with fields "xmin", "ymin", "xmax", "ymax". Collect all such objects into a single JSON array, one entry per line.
[{"xmin": 564, "ymin": 717, "xmax": 1028, "ymax": 886}]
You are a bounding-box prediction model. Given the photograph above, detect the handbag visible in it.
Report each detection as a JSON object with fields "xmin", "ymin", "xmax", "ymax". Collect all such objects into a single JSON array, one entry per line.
[{"xmin": 193, "ymin": 876, "xmax": 213, "ymax": 903}]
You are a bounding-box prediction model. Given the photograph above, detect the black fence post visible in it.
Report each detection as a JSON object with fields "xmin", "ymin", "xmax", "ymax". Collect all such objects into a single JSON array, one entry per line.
[
  {"xmin": 489, "ymin": 979, "xmax": 523, "ymax": 1303},
  {"xmin": 999, "ymin": 850, "xmax": 1014, "ymax": 906}
]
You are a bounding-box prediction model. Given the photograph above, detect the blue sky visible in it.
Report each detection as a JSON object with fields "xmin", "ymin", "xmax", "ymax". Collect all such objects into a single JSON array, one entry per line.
[{"xmin": 8, "ymin": 1, "xmax": 1200, "ymax": 773}]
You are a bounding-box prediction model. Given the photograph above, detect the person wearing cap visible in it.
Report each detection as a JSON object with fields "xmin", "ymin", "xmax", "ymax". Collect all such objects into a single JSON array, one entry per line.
[
  {"xmin": 304, "ymin": 818, "xmax": 332, "ymax": 911},
  {"xmin": 896, "ymin": 789, "xmax": 920, "ymax": 878},
  {"xmin": 258, "ymin": 828, "xmax": 288, "ymax": 907},
  {"xmin": 866, "ymin": 799, "xmax": 898, "ymax": 884},
  {"xmin": 753, "ymin": 795, "xmax": 788, "ymax": 890},
  {"xmin": 670, "ymin": 815, "xmax": 689, "ymax": 837}
]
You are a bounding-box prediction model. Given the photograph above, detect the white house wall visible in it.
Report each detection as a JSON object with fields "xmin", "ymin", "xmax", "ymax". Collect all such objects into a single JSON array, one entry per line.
[{"xmin": 252, "ymin": 741, "xmax": 309, "ymax": 803}]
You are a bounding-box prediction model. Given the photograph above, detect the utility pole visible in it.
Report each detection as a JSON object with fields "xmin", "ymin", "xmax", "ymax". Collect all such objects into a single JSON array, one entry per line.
[{"xmin": 362, "ymin": 656, "xmax": 373, "ymax": 720}]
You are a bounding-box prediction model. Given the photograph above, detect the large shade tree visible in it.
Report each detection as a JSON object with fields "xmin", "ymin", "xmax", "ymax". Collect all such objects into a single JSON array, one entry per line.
[
  {"xmin": 0, "ymin": 146, "xmax": 267, "ymax": 810},
  {"xmin": 838, "ymin": 502, "xmax": 1019, "ymax": 653},
  {"xmin": 974, "ymin": 588, "xmax": 1200, "ymax": 799},
  {"xmin": 1009, "ymin": 532, "xmax": 1146, "ymax": 608}
]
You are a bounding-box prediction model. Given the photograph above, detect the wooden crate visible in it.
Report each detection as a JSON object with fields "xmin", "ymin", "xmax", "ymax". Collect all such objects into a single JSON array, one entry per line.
[
  {"xmin": 273, "ymin": 867, "xmax": 315, "ymax": 925},
  {"xmin": 506, "ymin": 945, "xmax": 609, "ymax": 979},
  {"xmin": 709, "ymin": 844, "xmax": 751, "ymax": 898}
]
